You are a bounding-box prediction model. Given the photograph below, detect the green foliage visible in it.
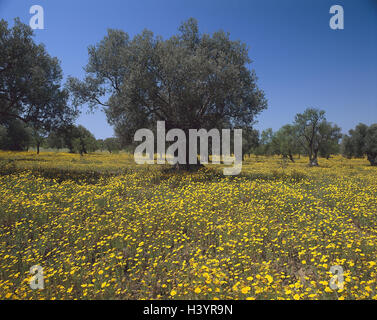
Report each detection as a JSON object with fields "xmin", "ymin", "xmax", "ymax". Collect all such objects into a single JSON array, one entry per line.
[
  {"xmin": 46, "ymin": 131, "xmax": 65, "ymax": 150},
  {"xmin": 96, "ymin": 139, "xmax": 105, "ymax": 152},
  {"xmin": 0, "ymin": 119, "xmax": 33, "ymax": 151},
  {"xmin": 254, "ymin": 128, "xmax": 274, "ymax": 156},
  {"xmin": 342, "ymin": 123, "xmax": 368, "ymax": 158},
  {"xmin": 341, "ymin": 134, "xmax": 353, "ymax": 159},
  {"xmin": 67, "ymin": 18, "xmax": 267, "ymax": 167},
  {"xmin": 71, "ymin": 126, "xmax": 98, "ymax": 155},
  {"xmin": 272, "ymin": 124, "xmax": 302, "ymax": 162},
  {"xmin": 342, "ymin": 123, "xmax": 377, "ymax": 166},
  {"xmin": 0, "ymin": 18, "xmax": 78, "ymax": 130},
  {"xmin": 241, "ymin": 127, "xmax": 259, "ymax": 159},
  {"xmin": 45, "ymin": 125, "xmax": 97, "ymax": 154},
  {"xmin": 317, "ymin": 122, "xmax": 342, "ymax": 159},
  {"xmin": 104, "ymin": 137, "xmax": 121, "ymax": 154},
  {"xmin": 365, "ymin": 124, "xmax": 377, "ymax": 166},
  {"xmin": 294, "ymin": 108, "xmax": 341, "ymax": 166}
]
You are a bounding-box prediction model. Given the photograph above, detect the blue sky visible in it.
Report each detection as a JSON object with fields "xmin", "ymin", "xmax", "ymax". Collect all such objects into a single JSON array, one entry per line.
[{"xmin": 1, "ymin": 0, "xmax": 376, "ymax": 139}]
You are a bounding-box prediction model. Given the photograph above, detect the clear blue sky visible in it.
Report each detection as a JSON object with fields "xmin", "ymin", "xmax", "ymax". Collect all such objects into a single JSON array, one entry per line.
[{"xmin": 1, "ymin": 0, "xmax": 376, "ymax": 139}]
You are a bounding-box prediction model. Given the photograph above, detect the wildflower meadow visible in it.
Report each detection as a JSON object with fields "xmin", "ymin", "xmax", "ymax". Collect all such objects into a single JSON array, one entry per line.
[{"xmin": 1, "ymin": 151, "xmax": 376, "ymax": 300}]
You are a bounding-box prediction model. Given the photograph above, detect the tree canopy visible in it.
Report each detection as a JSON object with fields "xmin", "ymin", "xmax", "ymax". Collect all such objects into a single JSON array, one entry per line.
[
  {"xmin": 0, "ymin": 18, "xmax": 77, "ymax": 131},
  {"xmin": 343, "ymin": 123, "xmax": 377, "ymax": 166},
  {"xmin": 68, "ymin": 18, "xmax": 267, "ymax": 165},
  {"xmin": 294, "ymin": 108, "xmax": 341, "ymax": 166},
  {"xmin": 104, "ymin": 137, "xmax": 121, "ymax": 154},
  {"xmin": 71, "ymin": 125, "xmax": 98, "ymax": 155},
  {"xmin": 272, "ymin": 124, "xmax": 302, "ymax": 162}
]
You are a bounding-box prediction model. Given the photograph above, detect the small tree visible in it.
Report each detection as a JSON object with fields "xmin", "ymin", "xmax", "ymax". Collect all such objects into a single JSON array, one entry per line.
[
  {"xmin": 104, "ymin": 137, "xmax": 121, "ymax": 154},
  {"xmin": 294, "ymin": 108, "xmax": 341, "ymax": 166},
  {"xmin": 364, "ymin": 124, "xmax": 377, "ymax": 166},
  {"xmin": 0, "ymin": 119, "xmax": 32, "ymax": 151},
  {"xmin": 341, "ymin": 134, "xmax": 354, "ymax": 159},
  {"xmin": 30, "ymin": 127, "xmax": 47, "ymax": 154},
  {"xmin": 241, "ymin": 128, "xmax": 259, "ymax": 160},
  {"xmin": 273, "ymin": 124, "xmax": 301, "ymax": 162},
  {"xmin": 46, "ymin": 130, "xmax": 65, "ymax": 150},
  {"xmin": 71, "ymin": 126, "xmax": 98, "ymax": 155},
  {"xmin": 318, "ymin": 123, "xmax": 341, "ymax": 159},
  {"xmin": 47, "ymin": 125, "xmax": 97, "ymax": 154},
  {"xmin": 344, "ymin": 123, "xmax": 368, "ymax": 158},
  {"xmin": 96, "ymin": 139, "xmax": 105, "ymax": 152},
  {"xmin": 345, "ymin": 123, "xmax": 377, "ymax": 166},
  {"xmin": 254, "ymin": 128, "xmax": 274, "ymax": 156}
]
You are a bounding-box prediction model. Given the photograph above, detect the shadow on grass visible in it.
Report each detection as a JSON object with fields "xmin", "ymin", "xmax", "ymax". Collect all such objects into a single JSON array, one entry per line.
[{"xmin": 1, "ymin": 159, "xmax": 309, "ymax": 185}]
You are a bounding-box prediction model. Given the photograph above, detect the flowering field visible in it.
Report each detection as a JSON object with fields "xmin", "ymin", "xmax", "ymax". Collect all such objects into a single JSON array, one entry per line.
[{"xmin": 0, "ymin": 151, "xmax": 376, "ymax": 300}]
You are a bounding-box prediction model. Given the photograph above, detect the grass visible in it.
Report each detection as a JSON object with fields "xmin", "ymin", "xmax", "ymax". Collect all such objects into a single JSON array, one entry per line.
[{"xmin": 0, "ymin": 151, "xmax": 376, "ymax": 300}]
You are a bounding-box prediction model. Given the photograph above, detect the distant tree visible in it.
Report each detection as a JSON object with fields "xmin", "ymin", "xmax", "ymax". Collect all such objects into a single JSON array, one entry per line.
[
  {"xmin": 319, "ymin": 140, "xmax": 340, "ymax": 159},
  {"xmin": 343, "ymin": 123, "xmax": 377, "ymax": 166},
  {"xmin": 59, "ymin": 125, "xmax": 79, "ymax": 153},
  {"xmin": 318, "ymin": 124, "xmax": 342, "ymax": 159},
  {"xmin": 67, "ymin": 18, "xmax": 267, "ymax": 169},
  {"xmin": 71, "ymin": 126, "xmax": 98, "ymax": 155},
  {"xmin": 46, "ymin": 125, "xmax": 97, "ymax": 154},
  {"xmin": 294, "ymin": 108, "xmax": 341, "ymax": 166},
  {"xmin": 0, "ymin": 18, "xmax": 77, "ymax": 132},
  {"xmin": 346, "ymin": 123, "xmax": 368, "ymax": 158},
  {"xmin": 104, "ymin": 137, "xmax": 121, "ymax": 154},
  {"xmin": 254, "ymin": 128, "xmax": 274, "ymax": 156},
  {"xmin": 30, "ymin": 127, "xmax": 47, "ymax": 154},
  {"xmin": 341, "ymin": 134, "xmax": 354, "ymax": 159},
  {"xmin": 96, "ymin": 139, "xmax": 105, "ymax": 152},
  {"xmin": 364, "ymin": 124, "xmax": 377, "ymax": 166},
  {"xmin": 0, "ymin": 119, "xmax": 32, "ymax": 151},
  {"xmin": 241, "ymin": 128, "xmax": 259, "ymax": 160},
  {"xmin": 46, "ymin": 130, "xmax": 65, "ymax": 150},
  {"xmin": 272, "ymin": 124, "xmax": 301, "ymax": 162}
]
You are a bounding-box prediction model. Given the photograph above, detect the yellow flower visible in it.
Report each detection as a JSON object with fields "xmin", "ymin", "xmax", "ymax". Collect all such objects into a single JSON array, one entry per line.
[
  {"xmin": 194, "ymin": 287, "xmax": 201, "ymax": 294},
  {"xmin": 241, "ymin": 286, "xmax": 251, "ymax": 294},
  {"xmin": 265, "ymin": 275, "xmax": 273, "ymax": 284},
  {"xmin": 170, "ymin": 290, "xmax": 177, "ymax": 296}
]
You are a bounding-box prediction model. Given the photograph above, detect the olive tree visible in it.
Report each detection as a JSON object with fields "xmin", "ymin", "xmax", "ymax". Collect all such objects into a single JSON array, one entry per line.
[
  {"xmin": 272, "ymin": 124, "xmax": 301, "ymax": 162},
  {"xmin": 294, "ymin": 108, "xmax": 342, "ymax": 166},
  {"xmin": 343, "ymin": 123, "xmax": 377, "ymax": 166},
  {"xmin": 67, "ymin": 18, "xmax": 267, "ymax": 168},
  {"xmin": 0, "ymin": 18, "xmax": 77, "ymax": 131},
  {"xmin": 364, "ymin": 124, "xmax": 377, "ymax": 166},
  {"xmin": 104, "ymin": 137, "xmax": 121, "ymax": 153}
]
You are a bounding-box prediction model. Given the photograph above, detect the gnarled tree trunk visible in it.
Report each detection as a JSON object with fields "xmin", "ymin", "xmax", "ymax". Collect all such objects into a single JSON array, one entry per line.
[{"xmin": 309, "ymin": 149, "xmax": 319, "ymax": 166}]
